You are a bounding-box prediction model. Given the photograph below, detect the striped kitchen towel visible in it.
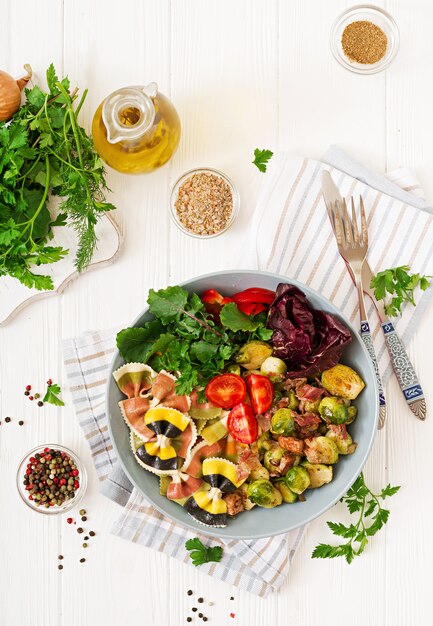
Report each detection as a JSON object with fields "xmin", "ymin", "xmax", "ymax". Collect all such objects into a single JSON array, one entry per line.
[
  {"xmin": 63, "ymin": 329, "xmax": 304, "ymax": 598},
  {"xmin": 63, "ymin": 149, "xmax": 433, "ymax": 598}
]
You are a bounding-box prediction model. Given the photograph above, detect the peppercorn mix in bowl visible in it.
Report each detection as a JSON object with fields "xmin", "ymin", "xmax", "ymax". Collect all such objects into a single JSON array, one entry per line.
[
  {"xmin": 170, "ymin": 168, "xmax": 240, "ymax": 238},
  {"xmin": 330, "ymin": 5, "xmax": 399, "ymax": 74},
  {"xmin": 17, "ymin": 444, "xmax": 87, "ymax": 514}
]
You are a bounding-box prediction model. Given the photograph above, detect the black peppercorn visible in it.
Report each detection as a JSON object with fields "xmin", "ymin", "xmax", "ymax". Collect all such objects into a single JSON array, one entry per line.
[
  {"xmin": 187, "ymin": 619, "xmax": 192, "ymax": 623},
  {"xmin": 203, "ymin": 618, "xmax": 208, "ymax": 622},
  {"xmin": 80, "ymin": 558, "xmax": 85, "ymax": 563},
  {"xmin": 19, "ymin": 420, "xmax": 24, "ymax": 426},
  {"xmin": 187, "ymin": 590, "xmax": 193, "ymax": 596},
  {"xmin": 58, "ymin": 564, "xmax": 63, "ymax": 570},
  {"xmin": 89, "ymin": 531, "xmax": 95, "ymax": 537},
  {"xmin": 37, "ymin": 401, "xmax": 43, "ymax": 407},
  {"xmin": 5, "ymin": 417, "xmax": 11, "ymax": 423},
  {"xmin": 198, "ymin": 598, "xmax": 203, "ymax": 603},
  {"xmin": 198, "ymin": 613, "xmax": 203, "ymax": 618},
  {"xmin": 192, "ymin": 608, "xmax": 197, "ymax": 613}
]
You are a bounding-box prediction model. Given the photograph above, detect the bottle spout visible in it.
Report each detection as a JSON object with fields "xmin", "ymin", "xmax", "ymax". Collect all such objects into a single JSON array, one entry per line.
[
  {"xmin": 142, "ymin": 82, "xmax": 158, "ymax": 99},
  {"xmin": 102, "ymin": 86, "xmax": 156, "ymax": 144}
]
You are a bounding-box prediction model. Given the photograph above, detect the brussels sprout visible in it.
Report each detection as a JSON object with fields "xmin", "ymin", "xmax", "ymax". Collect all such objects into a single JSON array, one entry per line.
[
  {"xmin": 304, "ymin": 436, "xmax": 339, "ymax": 464},
  {"xmin": 347, "ymin": 405, "xmax": 357, "ymax": 424},
  {"xmin": 249, "ymin": 464, "xmax": 270, "ymax": 481},
  {"xmin": 284, "ymin": 466, "xmax": 311, "ymax": 494},
  {"xmin": 234, "ymin": 341, "xmax": 273, "ymax": 370},
  {"xmin": 318, "ymin": 396, "xmax": 349, "ymax": 425},
  {"xmin": 238, "ymin": 483, "xmax": 256, "ymax": 510},
  {"xmin": 304, "ymin": 397, "xmax": 321, "ymax": 413},
  {"xmin": 260, "ymin": 356, "xmax": 287, "ymax": 382},
  {"xmin": 226, "ymin": 364, "xmax": 241, "ymax": 375},
  {"xmin": 321, "ymin": 364, "xmax": 365, "ymax": 400},
  {"xmin": 326, "ymin": 428, "xmax": 357, "ymax": 455},
  {"xmin": 263, "ymin": 446, "xmax": 285, "ymax": 472},
  {"xmin": 286, "ymin": 388, "xmax": 300, "ymax": 410},
  {"xmin": 270, "ymin": 408, "xmax": 296, "ymax": 436},
  {"xmin": 247, "ymin": 479, "xmax": 283, "ymax": 508},
  {"xmin": 257, "ymin": 431, "xmax": 274, "ymax": 455},
  {"xmin": 302, "ymin": 462, "xmax": 333, "ymax": 488},
  {"xmin": 274, "ymin": 479, "xmax": 297, "ymax": 503}
]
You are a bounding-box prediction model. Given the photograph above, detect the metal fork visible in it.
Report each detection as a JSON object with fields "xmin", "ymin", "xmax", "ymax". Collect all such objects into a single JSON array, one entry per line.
[{"xmin": 330, "ymin": 196, "xmax": 387, "ymax": 430}]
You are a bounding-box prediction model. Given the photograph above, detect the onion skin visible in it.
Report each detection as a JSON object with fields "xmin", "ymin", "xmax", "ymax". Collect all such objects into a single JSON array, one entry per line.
[{"xmin": 0, "ymin": 64, "xmax": 32, "ymax": 122}]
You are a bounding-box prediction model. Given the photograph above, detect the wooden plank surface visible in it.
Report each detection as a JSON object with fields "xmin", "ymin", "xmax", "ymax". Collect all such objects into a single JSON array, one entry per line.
[{"xmin": 1, "ymin": 1, "xmax": 433, "ymax": 625}]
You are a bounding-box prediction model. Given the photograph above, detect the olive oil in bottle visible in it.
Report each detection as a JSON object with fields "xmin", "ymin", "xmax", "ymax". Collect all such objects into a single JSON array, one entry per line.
[{"xmin": 92, "ymin": 83, "xmax": 181, "ymax": 174}]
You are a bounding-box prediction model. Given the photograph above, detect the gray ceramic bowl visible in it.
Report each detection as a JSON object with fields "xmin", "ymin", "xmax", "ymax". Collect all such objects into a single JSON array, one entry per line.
[{"xmin": 106, "ymin": 270, "xmax": 378, "ymax": 539}]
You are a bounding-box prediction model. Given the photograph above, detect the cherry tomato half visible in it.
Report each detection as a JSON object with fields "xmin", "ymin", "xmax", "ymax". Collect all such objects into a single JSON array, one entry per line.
[
  {"xmin": 227, "ymin": 403, "xmax": 259, "ymax": 444},
  {"xmin": 205, "ymin": 373, "xmax": 246, "ymax": 409},
  {"xmin": 245, "ymin": 374, "xmax": 274, "ymax": 414}
]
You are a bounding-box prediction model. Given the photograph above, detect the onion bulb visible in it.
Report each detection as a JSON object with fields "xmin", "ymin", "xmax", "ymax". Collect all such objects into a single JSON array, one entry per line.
[{"xmin": 0, "ymin": 64, "xmax": 32, "ymax": 122}]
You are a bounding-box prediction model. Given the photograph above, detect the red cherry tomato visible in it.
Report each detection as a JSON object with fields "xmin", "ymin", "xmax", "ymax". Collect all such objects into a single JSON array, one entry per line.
[
  {"xmin": 205, "ymin": 374, "xmax": 246, "ymax": 409},
  {"xmin": 245, "ymin": 374, "xmax": 274, "ymax": 414},
  {"xmin": 227, "ymin": 403, "xmax": 259, "ymax": 444}
]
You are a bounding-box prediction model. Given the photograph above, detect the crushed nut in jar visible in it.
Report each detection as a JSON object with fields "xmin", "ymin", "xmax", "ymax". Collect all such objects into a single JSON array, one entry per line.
[{"xmin": 175, "ymin": 172, "xmax": 233, "ymax": 236}]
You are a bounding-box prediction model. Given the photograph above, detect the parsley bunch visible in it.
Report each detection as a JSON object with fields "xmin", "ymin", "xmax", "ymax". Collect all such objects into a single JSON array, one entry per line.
[
  {"xmin": 370, "ymin": 265, "xmax": 431, "ymax": 317},
  {"xmin": 0, "ymin": 64, "xmax": 115, "ymax": 290},
  {"xmin": 312, "ymin": 474, "xmax": 400, "ymax": 564},
  {"xmin": 116, "ymin": 285, "xmax": 272, "ymax": 396}
]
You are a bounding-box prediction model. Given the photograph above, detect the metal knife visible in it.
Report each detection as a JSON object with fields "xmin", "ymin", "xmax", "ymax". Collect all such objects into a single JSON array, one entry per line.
[{"xmin": 323, "ymin": 171, "xmax": 426, "ymax": 421}]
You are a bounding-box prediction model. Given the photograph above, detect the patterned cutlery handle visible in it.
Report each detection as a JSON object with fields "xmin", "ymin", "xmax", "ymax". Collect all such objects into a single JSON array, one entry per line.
[
  {"xmin": 360, "ymin": 321, "xmax": 387, "ymax": 430},
  {"xmin": 381, "ymin": 321, "xmax": 427, "ymax": 420}
]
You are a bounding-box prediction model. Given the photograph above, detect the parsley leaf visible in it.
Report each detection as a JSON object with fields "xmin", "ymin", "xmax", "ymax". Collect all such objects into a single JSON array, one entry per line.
[
  {"xmin": 370, "ymin": 265, "xmax": 431, "ymax": 316},
  {"xmin": 312, "ymin": 473, "xmax": 400, "ymax": 564},
  {"xmin": 252, "ymin": 148, "xmax": 273, "ymax": 173},
  {"xmin": 219, "ymin": 302, "xmax": 262, "ymax": 332},
  {"xmin": 185, "ymin": 538, "xmax": 223, "ymax": 566},
  {"xmin": 43, "ymin": 382, "xmax": 65, "ymax": 406}
]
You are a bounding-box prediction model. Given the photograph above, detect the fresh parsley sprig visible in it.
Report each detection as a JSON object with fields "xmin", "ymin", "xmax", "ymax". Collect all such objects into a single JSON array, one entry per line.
[
  {"xmin": 370, "ymin": 265, "xmax": 431, "ymax": 317},
  {"xmin": 185, "ymin": 538, "xmax": 223, "ymax": 566},
  {"xmin": 312, "ymin": 474, "xmax": 400, "ymax": 564},
  {"xmin": 0, "ymin": 64, "xmax": 115, "ymax": 290},
  {"xmin": 43, "ymin": 382, "xmax": 64, "ymax": 406},
  {"xmin": 252, "ymin": 148, "xmax": 273, "ymax": 173}
]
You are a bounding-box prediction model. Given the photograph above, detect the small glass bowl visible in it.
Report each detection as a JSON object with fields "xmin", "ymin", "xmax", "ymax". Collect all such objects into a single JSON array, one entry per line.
[
  {"xmin": 330, "ymin": 5, "xmax": 399, "ymax": 74},
  {"xmin": 170, "ymin": 167, "xmax": 240, "ymax": 239},
  {"xmin": 17, "ymin": 444, "xmax": 87, "ymax": 515}
]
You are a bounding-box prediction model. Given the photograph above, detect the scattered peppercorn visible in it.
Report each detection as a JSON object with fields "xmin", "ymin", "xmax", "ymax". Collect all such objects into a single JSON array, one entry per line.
[
  {"xmin": 26, "ymin": 385, "xmax": 31, "ymax": 391},
  {"xmin": 58, "ymin": 564, "xmax": 63, "ymax": 570},
  {"xmin": 34, "ymin": 393, "xmax": 40, "ymax": 399},
  {"xmin": 82, "ymin": 543, "xmax": 88, "ymax": 548},
  {"xmin": 192, "ymin": 608, "xmax": 197, "ymax": 613},
  {"xmin": 187, "ymin": 590, "xmax": 193, "ymax": 596},
  {"xmin": 24, "ymin": 391, "xmax": 30, "ymax": 396},
  {"xmin": 230, "ymin": 597, "xmax": 234, "ymax": 601},
  {"xmin": 80, "ymin": 558, "xmax": 85, "ymax": 563},
  {"xmin": 81, "ymin": 516, "xmax": 87, "ymax": 522},
  {"xmin": 89, "ymin": 531, "xmax": 95, "ymax": 537},
  {"xmin": 47, "ymin": 379, "xmax": 52, "ymax": 386},
  {"xmin": 67, "ymin": 518, "xmax": 73, "ymax": 524},
  {"xmin": 199, "ymin": 613, "xmax": 203, "ymax": 618},
  {"xmin": 58, "ymin": 555, "xmax": 63, "ymax": 560},
  {"xmin": 230, "ymin": 613, "xmax": 235, "ymax": 619},
  {"xmin": 84, "ymin": 535, "xmax": 89, "ymax": 540},
  {"xmin": 187, "ymin": 619, "xmax": 192, "ymax": 623},
  {"xmin": 5, "ymin": 417, "xmax": 11, "ymax": 423},
  {"xmin": 19, "ymin": 420, "xmax": 24, "ymax": 426},
  {"xmin": 79, "ymin": 509, "xmax": 86, "ymax": 516},
  {"xmin": 29, "ymin": 396, "xmax": 34, "ymax": 401},
  {"xmin": 198, "ymin": 598, "xmax": 203, "ymax": 604},
  {"xmin": 203, "ymin": 618, "xmax": 208, "ymax": 623},
  {"xmin": 77, "ymin": 527, "xmax": 83, "ymax": 534}
]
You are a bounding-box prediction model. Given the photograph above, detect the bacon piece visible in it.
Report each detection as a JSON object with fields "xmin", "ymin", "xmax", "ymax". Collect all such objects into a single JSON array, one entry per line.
[
  {"xmin": 294, "ymin": 412, "xmax": 322, "ymax": 439},
  {"xmin": 152, "ymin": 372, "xmax": 176, "ymax": 401},
  {"xmin": 224, "ymin": 491, "xmax": 245, "ymax": 516},
  {"xmin": 328, "ymin": 423, "xmax": 348, "ymax": 440},
  {"xmin": 284, "ymin": 377, "xmax": 307, "ymax": 391},
  {"xmin": 268, "ymin": 451, "xmax": 295, "ymax": 477},
  {"xmin": 278, "ymin": 435, "xmax": 305, "ymax": 455},
  {"xmin": 296, "ymin": 383, "xmax": 324, "ymax": 402},
  {"xmin": 236, "ymin": 448, "xmax": 261, "ymax": 482},
  {"xmin": 119, "ymin": 397, "xmax": 153, "ymax": 439}
]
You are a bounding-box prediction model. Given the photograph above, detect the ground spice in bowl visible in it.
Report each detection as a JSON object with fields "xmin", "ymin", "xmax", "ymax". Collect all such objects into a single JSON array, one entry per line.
[
  {"xmin": 341, "ymin": 20, "xmax": 387, "ymax": 64},
  {"xmin": 171, "ymin": 168, "xmax": 239, "ymax": 238}
]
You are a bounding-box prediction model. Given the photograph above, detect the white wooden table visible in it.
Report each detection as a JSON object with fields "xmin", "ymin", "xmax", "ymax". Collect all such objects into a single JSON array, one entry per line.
[{"xmin": 2, "ymin": 2, "xmax": 433, "ymax": 625}]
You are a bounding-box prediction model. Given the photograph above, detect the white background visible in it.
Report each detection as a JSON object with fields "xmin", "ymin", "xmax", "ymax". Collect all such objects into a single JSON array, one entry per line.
[{"xmin": 1, "ymin": 1, "xmax": 432, "ymax": 625}]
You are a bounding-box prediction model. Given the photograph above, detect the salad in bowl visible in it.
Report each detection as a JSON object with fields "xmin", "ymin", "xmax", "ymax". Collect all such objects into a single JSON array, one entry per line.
[{"xmin": 110, "ymin": 276, "xmax": 371, "ymax": 532}]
